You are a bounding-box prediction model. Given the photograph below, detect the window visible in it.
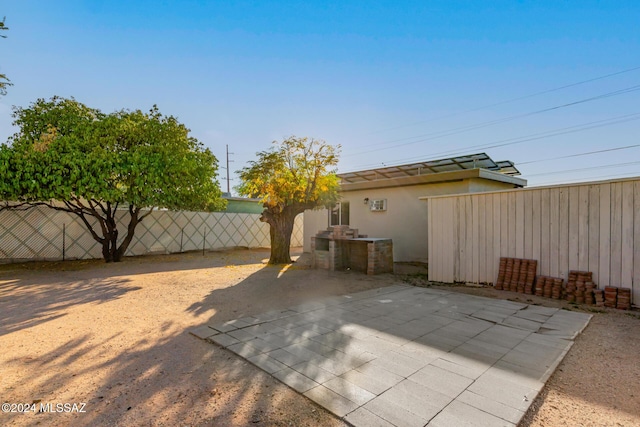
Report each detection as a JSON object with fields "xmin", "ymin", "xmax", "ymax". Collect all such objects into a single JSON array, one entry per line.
[{"xmin": 330, "ymin": 201, "xmax": 350, "ymax": 226}]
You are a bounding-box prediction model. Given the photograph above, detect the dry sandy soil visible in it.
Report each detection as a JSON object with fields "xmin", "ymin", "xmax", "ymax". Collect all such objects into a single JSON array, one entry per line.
[{"xmin": 1, "ymin": 248, "xmax": 639, "ymax": 427}]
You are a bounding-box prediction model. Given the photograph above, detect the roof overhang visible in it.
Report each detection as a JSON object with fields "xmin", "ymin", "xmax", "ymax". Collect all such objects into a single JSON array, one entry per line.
[{"xmin": 339, "ymin": 168, "xmax": 527, "ymax": 192}]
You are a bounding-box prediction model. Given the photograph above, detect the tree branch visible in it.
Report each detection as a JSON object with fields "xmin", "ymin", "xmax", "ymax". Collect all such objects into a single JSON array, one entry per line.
[
  {"xmin": 75, "ymin": 210, "xmax": 105, "ymax": 243},
  {"xmin": 19, "ymin": 199, "xmax": 107, "ymax": 243},
  {"xmin": 0, "ymin": 201, "xmax": 37, "ymax": 211},
  {"xmin": 84, "ymin": 198, "xmax": 109, "ymax": 238},
  {"xmin": 138, "ymin": 206, "xmax": 154, "ymax": 222}
]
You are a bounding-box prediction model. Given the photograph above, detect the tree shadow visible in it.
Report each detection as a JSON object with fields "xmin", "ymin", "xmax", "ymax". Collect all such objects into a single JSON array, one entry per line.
[
  {"xmin": 0, "ymin": 247, "xmax": 274, "ymax": 281},
  {"xmin": 185, "ymin": 254, "xmax": 391, "ymax": 321},
  {"xmin": 1, "ymin": 248, "xmax": 368, "ymax": 426},
  {"xmin": 2, "ymin": 248, "xmax": 631, "ymax": 426},
  {"xmin": 86, "ymin": 259, "xmax": 391, "ymax": 425},
  {"xmin": 185, "ymin": 264, "xmax": 622, "ymax": 426},
  {"xmin": 0, "ymin": 277, "xmax": 139, "ymax": 336}
]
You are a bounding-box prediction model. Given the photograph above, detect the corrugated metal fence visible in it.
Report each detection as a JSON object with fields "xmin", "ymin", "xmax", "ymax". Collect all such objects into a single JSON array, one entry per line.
[
  {"xmin": 426, "ymin": 177, "xmax": 639, "ymax": 305},
  {"xmin": 0, "ymin": 206, "xmax": 303, "ymax": 262}
]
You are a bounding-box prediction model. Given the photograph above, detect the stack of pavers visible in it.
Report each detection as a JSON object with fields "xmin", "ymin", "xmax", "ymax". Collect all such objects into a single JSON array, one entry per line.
[
  {"xmin": 496, "ymin": 261, "xmax": 634, "ymax": 309},
  {"xmin": 524, "ymin": 260, "xmax": 537, "ymax": 293},
  {"xmin": 552, "ymin": 278, "xmax": 563, "ymax": 299},
  {"xmin": 593, "ymin": 289, "xmax": 605, "ymax": 307},
  {"xmin": 617, "ymin": 288, "xmax": 632, "ymax": 310},
  {"xmin": 535, "ymin": 276, "xmax": 564, "ymax": 299},
  {"xmin": 495, "ymin": 257, "xmax": 537, "ymax": 292},
  {"xmin": 566, "ymin": 271, "xmax": 595, "ymax": 304},
  {"xmin": 494, "ymin": 257, "xmax": 509, "ymax": 291},
  {"xmin": 585, "ymin": 281, "xmax": 596, "ymax": 305},
  {"xmin": 604, "ymin": 286, "xmax": 618, "ymax": 308},
  {"xmin": 606, "ymin": 287, "xmax": 632, "ymax": 310}
]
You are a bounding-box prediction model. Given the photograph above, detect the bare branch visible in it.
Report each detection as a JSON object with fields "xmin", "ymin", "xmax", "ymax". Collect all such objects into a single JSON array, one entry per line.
[
  {"xmin": 138, "ymin": 207, "xmax": 155, "ymax": 222},
  {"xmin": 0, "ymin": 201, "xmax": 37, "ymax": 211},
  {"xmin": 75, "ymin": 210, "xmax": 105, "ymax": 243}
]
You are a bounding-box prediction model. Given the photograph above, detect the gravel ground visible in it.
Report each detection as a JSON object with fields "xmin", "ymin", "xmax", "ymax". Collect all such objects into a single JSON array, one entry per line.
[{"xmin": 1, "ymin": 249, "xmax": 638, "ymax": 426}]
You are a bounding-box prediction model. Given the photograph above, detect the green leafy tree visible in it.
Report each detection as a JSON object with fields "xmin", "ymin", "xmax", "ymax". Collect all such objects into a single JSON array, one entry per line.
[
  {"xmin": 0, "ymin": 16, "xmax": 12, "ymax": 95},
  {"xmin": 0, "ymin": 97, "xmax": 226, "ymax": 262},
  {"xmin": 237, "ymin": 136, "xmax": 340, "ymax": 264}
]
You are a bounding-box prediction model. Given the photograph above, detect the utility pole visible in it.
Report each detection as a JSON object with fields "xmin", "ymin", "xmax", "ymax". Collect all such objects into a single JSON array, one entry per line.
[{"xmin": 225, "ymin": 144, "xmax": 234, "ymax": 195}]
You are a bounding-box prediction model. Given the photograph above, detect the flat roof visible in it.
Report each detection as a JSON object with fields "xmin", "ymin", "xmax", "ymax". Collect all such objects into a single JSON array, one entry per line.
[
  {"xmin": 338, "ymin": 152, "xmax": 520, "ymax": 184},
  {"xmin": 340, "ymin": 168, "xmax": 527, "ymax": 192}
]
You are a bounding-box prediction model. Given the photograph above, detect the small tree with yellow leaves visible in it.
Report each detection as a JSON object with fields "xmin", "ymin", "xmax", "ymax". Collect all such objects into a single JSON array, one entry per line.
[{"xmin": 237, "ymin": 136, "xmax": 340, "ymax": 264}]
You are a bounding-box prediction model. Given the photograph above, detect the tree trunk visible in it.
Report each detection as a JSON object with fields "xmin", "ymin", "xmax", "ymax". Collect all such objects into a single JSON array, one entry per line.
[
  {"xmin": 101, "ymin": 240, "xmax": 113, "ymax": 262},
  {"xmin": 265, "ymin": 209, "xmax": 297, "ymax": 265},
  {"xmin": 17, "ymin": 202, "xmax": 146, "ymax": 263},
  {"xmin": 98, "ymin": 207, "xmax": 139, "ymax": 263},
  {"xmin": 102, "ymin": 220, "xmax": 119, "ymax": 263},
  {"xmin": 114, "ymin": 207, "xmax": 140, "ymax": 262}
]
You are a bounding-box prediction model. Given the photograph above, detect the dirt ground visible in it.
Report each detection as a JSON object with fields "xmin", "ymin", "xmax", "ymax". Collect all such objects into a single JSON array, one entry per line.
[{"xmin": 1, "ymin": 249, "xmax": 639, "ymax": 427}]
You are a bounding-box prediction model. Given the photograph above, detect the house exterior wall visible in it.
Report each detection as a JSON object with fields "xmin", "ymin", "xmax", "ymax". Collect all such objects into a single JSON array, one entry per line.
[
  {"xmin": 303, "ymin": 177, "xmax": 519, "ymax": 262},
  {"xmin": 425, "ymin": 177, "xmax": 640, "ymax": 307},
  {"xmin": 303, "ymin": 209, "xmax": 329, "ymax": 252},
  {"xmin": 338, "ymin": 182, "xmax": 469, "ymax": 263}
]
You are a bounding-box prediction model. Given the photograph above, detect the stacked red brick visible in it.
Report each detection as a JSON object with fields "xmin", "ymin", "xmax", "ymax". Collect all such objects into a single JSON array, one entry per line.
[
  {"xmin": 604, "ymin": 286, "xmax": 617, "ymax": 307},
  {"xmin": 495, "ymin": 260, "xmax": 634, "ymax": 309},
  {"xmin": 593, "ymin": 289, "xmax": 605, "ymax": 307},
  {"xmin": 495, "ymin": 257, "xmax": 537, "ymax": 293},
  {"xmin": 566, "ymin": 271, "xmax": 597, "ymax": 305},
  {"xmin": 534, "ymin": 276, "xmax": 564, "ymax": 299},
  {"xmin": 618, "ymin": 288, "xmax": 632, "ymax": 310},
  {"xmin": 604, "ymin": 287, "xmax": 632, "ymax": 310}
]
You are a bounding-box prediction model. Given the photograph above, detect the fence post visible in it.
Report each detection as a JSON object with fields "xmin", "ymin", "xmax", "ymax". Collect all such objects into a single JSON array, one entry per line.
[
  {"xmin": 62, "ymin": 223, "xmax": 66, "ymax": 261},
  {"xmin": 202, "ymin": 226, "xmax": 207, "ymax": 256},
  {"xmin": 180, "ymin": 228, "xmax": 184, "ymax": 253}
]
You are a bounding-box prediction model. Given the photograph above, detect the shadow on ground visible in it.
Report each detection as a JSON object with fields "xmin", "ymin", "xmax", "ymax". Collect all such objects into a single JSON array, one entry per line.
[
  {"xmin": 0, "ymin": 277, "xmax": 138, "ymax": 336},
  {"xmin": 1, "ymin": 248, "xmax": 638, "ymax": 426}
]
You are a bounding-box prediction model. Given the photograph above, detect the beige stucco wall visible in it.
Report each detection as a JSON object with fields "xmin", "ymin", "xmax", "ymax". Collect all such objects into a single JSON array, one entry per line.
[
  {"xmin": 339, "ymin": 181, "xmax": 474, "ymax": 263},
  {"xmin": 303, "ymin": 208, "xmax": 329, "ymax": 253},
  {"xmin": 303, "ymin": 177, "xmax": 521, "ymax": 262}
]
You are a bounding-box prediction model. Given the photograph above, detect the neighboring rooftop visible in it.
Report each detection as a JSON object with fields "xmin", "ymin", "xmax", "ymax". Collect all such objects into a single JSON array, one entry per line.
[
  {"xmin": 222, "ymin": 193, "xmax": 264, "ymax": 214},
  {"xmin": 338, "ymin": 152, "xmax": 520, "ymax": 184}
]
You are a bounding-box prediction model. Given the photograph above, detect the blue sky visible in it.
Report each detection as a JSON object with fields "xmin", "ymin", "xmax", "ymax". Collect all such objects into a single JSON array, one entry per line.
[{"xmin": 1, "ymin": 1, "xmax": 639, "ymax": 191}]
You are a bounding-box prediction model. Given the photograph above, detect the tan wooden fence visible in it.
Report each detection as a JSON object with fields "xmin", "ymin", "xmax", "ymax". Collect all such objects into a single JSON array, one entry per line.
[
  {"xmin": 0, "ymin": 206, "xmax": 303, "ymax": 262},
  {"xmin": 425, "ymin": 177, "xmax": 639, "ymax": 306}
]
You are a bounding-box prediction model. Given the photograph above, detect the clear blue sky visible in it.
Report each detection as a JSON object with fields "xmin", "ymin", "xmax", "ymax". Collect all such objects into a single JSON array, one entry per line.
[{"xmin": 1, "ymin": 1, "xmax": 639, "ymax": 190}]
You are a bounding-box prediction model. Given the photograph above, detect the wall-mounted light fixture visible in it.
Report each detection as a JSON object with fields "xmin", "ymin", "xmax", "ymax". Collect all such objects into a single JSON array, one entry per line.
[{"xmin": 364, "ymin": 197, "xmax": 369, "ymax": 205}]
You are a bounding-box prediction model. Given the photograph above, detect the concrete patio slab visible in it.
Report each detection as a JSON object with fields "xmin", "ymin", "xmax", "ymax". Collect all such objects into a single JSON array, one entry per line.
[{"xmin": 193, "ymin": 285, "xmax": 591, "ymax": 426}]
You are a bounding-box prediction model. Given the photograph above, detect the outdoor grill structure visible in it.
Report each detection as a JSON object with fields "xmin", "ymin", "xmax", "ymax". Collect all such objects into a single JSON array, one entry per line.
[{"xmin": 311, "ymin": 225, "xmax": 393, "ymax": 275}]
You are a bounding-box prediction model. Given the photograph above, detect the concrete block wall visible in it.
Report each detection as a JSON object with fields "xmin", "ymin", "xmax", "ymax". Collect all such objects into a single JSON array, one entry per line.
[{"xmin": 367, "ymin": 240, "xmax": 394, "ymax": 275}]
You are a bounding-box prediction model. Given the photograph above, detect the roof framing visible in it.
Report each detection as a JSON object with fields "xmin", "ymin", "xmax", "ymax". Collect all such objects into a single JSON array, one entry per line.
[{"xmin": 338, "ymin": 152, "xmax": 520, "ymax": 184}]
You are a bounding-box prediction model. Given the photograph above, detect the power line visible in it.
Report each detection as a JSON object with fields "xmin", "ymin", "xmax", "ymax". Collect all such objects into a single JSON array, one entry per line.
[
  {"xmin": 364, "ymin": 65, "xmax": 640, "ymax": 136},
  {"xmin": 340, "ymin": 111, "xmax": 640, "ymax": 172},
  {"xmin": 518, "ymin": 144, "xmax": 640, "ymax": 165},
  {"xmin": 343, "ymin": 84, "xmax": 640, "ymax": 158},
  {"xmin": 525, "ymin": 160, "xmax": 640, "ymax": 178},
  {"xmin": 408, "ymin": 113, "xmax": 640, "ymax": 160},
  {"xmin": 531, "ymin": 171, "xmax": 640, "ymax": 187}
]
